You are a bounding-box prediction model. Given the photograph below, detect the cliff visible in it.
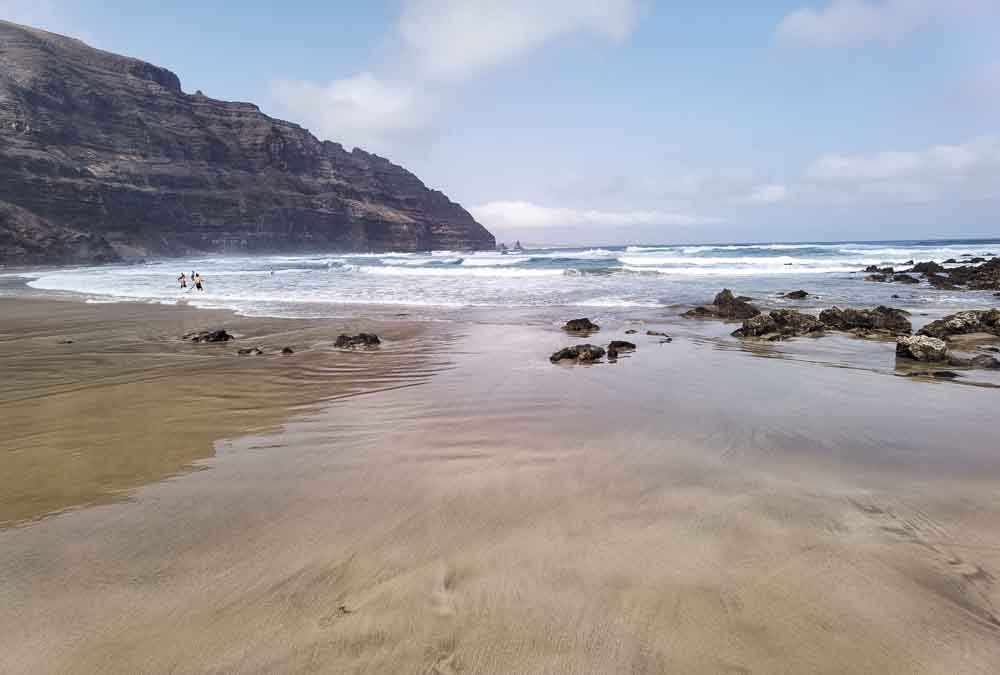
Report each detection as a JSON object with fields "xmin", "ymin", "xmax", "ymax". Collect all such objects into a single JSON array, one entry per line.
[{"xmin": 0, "ymin": 20, "xmax": 495, "ymax": 264}]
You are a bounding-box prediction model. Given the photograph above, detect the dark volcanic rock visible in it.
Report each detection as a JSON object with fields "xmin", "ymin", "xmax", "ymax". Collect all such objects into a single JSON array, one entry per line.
[
  {"xmin": 334, "ymin": 333, "xmax": 381, "ymax": 349},
  {"xmin": 563, "ymin": 318, "xmax": 600, "ymax": 332},
  {"xmin": 0, "ymin": 21, "xmax": 494, "ymax": 263},
  {"xmin": 607, "ymin": 340, "xmax": 636, "ymax": 351},
  {"xmin": 892, "ymin": 274, "xmax": 919, "ymax": 284},
  {"xmin": 186, "ymin": 329, "xmax": 233, "ymax": 343},
  {"xmin": 550, "ymin": 344, "xmax": 606, "ymax": 364},
  {"xmin": 902, "ymin": 257, "xmax": 1000, "ymax": 291},
  {"xmin": 865, "ymin": 274, "xmax": 888, "ymax": 282},
  {"xmin": 683, "ymin": 289, "xmax": 760, "ymax": 320},
  {"xmin": 624, "ymin": 329, "xmax": 637, "ymax": 335},
  {"xmin": 732, "ymin": 309, "xmax": 824, "ymax": 340},
  {"xmin": 606, "ymin": 340, "xmax": 636, "ymax": 360},
  {"xmin": 819, "ymin": 306, "xmax": 912, "ymax": 335},
  {"xmin": 281, "ymin": 346, "xmax": 294, "ymax": 355},
  {"xmin": 908, "ymin": 261, "xmax": 945, "ymax": 275},
  {"xmin": 917, "ymin": 310, "xmax": 1000, "ymax": 339},
  {"xmin": 947, "ymin": 354, "xmax": 1000, "ymax": 369},
  {"xmin": 926, "ymin": 273, "xmax": 958, "ymax": 290},
  {"xmin": 0, "ymin": 201, "xmax": 119, "ymax": 264},
  {"xmin": 237, "ymin": 346, "xmax": 264, "ymax": 356},
  {"xmin": 863, "ymin": 265, "xmax": 894, "ymax": 275},
  {"xmin": 784, "ymin": 290, "xmax": 810, "ymax": 299},
  {"xmin": 952, "ymin": 258, "xmax": 1000, "ymax": 290}
]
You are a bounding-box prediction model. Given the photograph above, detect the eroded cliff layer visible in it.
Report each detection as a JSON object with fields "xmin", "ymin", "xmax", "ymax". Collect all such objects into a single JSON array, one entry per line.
[{"xmin": 0, "ymin": 20, "xmax": 495, "ymax": 263}]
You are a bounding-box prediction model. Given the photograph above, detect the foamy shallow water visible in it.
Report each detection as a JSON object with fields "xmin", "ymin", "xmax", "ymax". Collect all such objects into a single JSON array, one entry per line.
[{"xmin": 13, "ymin": 239, "xmax": 1000, "ymax": 321}]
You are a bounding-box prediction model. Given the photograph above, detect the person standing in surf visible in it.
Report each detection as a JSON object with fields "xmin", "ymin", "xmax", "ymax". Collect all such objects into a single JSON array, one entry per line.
[
  {"xmin": 194, "ymin": 272, "xmax": 204, "ymax": 292},
  {"xmin": 178, "ymin": 272, "xmax": 187, "ymax": 289}
]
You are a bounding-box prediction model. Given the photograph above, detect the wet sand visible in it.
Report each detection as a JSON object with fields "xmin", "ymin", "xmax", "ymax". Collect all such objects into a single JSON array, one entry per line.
[{"xmin": 2, "ymin": 298, "xmax": 1000, "ymax": 673}]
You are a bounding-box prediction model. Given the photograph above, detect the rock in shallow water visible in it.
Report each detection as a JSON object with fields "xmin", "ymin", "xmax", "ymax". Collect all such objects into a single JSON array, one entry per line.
[
  {"xmin": 908, "ymin": 261, "xmax": 946, "ymax": 275},
  {"xmin": 784, "ymin": 290, "xmax": 810, "ymax": 299},
  {"xmin": 237, "ymin": 347, "xmax": 264, "ymax": 356},
  {"xmin": 186, "ymin": 329, "xmax": 233, "ymax": 343},
  {"xmin": 896, "ymin": 335, "xmax": 949, "ymax": 362},
  {"xmin": 550, "ymin": 344, "xmax": 606, "ymax": 363},
  {"xmin": 607, "ymin": 340, "xmax": 637, "ymax": 350},
  {"xmin": 334, "ymin": 333, "xmax": 381, "ymax": 349},
  {"xmin": 683, "ymin": 289, "xmax": 761, "ymax": 320},
  {"xmin": 563, "ymin": 318, "xmax": 600, "ymax": 332}
]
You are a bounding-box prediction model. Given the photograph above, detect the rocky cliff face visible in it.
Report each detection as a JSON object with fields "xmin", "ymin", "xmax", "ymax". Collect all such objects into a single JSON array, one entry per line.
[
  {"xmin": 0, "ymin": 21, "xmax": 495, "ymax": 264},
  {"xmin": 0, "ymin": 201, "xmax": 119, "ymax": 265}
]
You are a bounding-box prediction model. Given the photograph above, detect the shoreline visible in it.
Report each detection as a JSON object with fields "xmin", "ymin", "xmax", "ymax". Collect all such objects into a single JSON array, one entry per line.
[{"xmin": 2, "ymin": 295, "xmax": 1000, "ymax": 673}]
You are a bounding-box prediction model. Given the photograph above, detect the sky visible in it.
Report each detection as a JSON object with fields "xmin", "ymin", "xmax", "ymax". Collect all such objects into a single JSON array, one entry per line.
[{"xmin": 3, "ymin": 0, "xmax": 999, "ymax": 245}]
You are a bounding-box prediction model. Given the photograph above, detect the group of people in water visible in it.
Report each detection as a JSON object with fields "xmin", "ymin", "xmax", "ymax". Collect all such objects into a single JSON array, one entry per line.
[{"xmin": 177, "ymin": 271, "xmax": 204, "ymax": 291}]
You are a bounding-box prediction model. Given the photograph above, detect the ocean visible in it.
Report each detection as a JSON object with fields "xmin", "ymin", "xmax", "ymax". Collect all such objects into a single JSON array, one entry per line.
[{"xmin": 8, "ymin": 239, "xmax": 1000, "ymax": 322}]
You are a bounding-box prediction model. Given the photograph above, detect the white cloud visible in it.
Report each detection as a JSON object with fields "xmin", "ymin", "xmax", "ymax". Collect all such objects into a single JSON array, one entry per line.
[
  {"xmin": 730, "ymin": 184, "xmax": 790, "ymax": 205},
  {"xmin": 776, "ymin": 0, "xmax": 985, "ymax": 47},
  {"xmin": 398, "ymin": 0, "xmax": 640, "ymax": 80},
  {"xmin": 796, "ymin": 136, "xmax": 1000, "ymax": 205},
  {"xmin": 270, "ymin": 73, "xmax": 434, "ymax": 153},
  {"xmin": 805, "ymin": 136, "xmax": 1000, "ymax": 182},
  {"xmin": 470, "ymin": 200, "xmax": 717, "ymax": 229},
  {"xmin": 271, "ymin": 0, "xmax": 641, "ymax": 152}
]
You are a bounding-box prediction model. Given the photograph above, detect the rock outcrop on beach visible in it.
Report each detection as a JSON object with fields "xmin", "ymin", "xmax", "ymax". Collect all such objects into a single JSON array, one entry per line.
[
  {"xmin": 917, "ymin": 310, "xmax": 1000, "ymax": 340},
  {"xmin": 184, "ymin": 329, "xmax": 234, "ymax": 343},
  {"xmin": 732, "ymin": 309, "xmax": 824, "ymax": 340},
  {"xmin": 818, "ymin": 306, "xmax": 912, "ymax": 335},
  {"xmin": 683, "ymin": 289, "xmax": 761, "ymax": 320},
  {"xmin": 896, "ymin": 336, "xmax": 949, "ymax": 362},
  {"xmin": 863, "ymin": 257, "xmax": 1000, "ymax": 291},
  {"xmin": 0, "ymin": 21, "xmax": 494, "ymax": 264}
]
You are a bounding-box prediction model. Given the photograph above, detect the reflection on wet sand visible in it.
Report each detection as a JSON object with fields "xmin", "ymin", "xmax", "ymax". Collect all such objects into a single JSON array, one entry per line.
[
  {"xmin": 0, "ymin": 299, "xmax": 445, "ymax": 527},
  {"xmin": 2, "ymin": 300, "xmax": 1000, "ymax": 674}
]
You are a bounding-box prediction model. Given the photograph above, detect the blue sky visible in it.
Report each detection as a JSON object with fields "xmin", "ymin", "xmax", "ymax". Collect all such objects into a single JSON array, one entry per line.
[{"xmin": 4, "ymin": 1, "xmax": 999, "ymax": 244}]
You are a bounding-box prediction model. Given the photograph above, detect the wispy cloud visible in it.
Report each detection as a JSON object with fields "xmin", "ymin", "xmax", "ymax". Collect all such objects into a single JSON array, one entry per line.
[
  {"xmin": 398, "ymin": 0, "xmax": 639, "ymax": 81},
  {"xmin": 797, "ymin": 136, "xmax": 1000, "ymax": 205},
  {"xmin": 805, "ymin": 136, "xmax": 1000, "ymax": 182},
  {"xmin": 270, "ymin": 74, "xmax": 435, "ymax": 154},
  {"xmin": 470, "ymin": 200, "xmax": 718, "ymax": 230},
  {"xmin": 731, "ymin": 184, "xmax": 790, "ymax": 205},
  {"xmin": 776, "ymin": 0, "xmax": 986, "ymax": 47},
  {"xmin": 270, "ymin": 0, "xmax": 642, "ymax": 154}
]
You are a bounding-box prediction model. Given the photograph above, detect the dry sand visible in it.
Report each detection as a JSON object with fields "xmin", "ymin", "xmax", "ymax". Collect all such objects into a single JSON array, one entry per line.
[{"xmin": 2, "ymin": 298, "xmax": 1000, "ymax": 674}]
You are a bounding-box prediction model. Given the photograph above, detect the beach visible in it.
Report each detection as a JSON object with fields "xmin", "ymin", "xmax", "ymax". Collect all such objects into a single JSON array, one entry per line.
[{"xmin": 2, "ymin": 294, "xmax": 1000, "ymax": 674}]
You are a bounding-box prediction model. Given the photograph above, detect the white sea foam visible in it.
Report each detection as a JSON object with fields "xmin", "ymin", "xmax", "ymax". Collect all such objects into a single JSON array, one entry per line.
[
  {"xmin": 359, "ymin": 266, "xmax": 564, "ymax": 278},
  {"xmin": 622, "ymin": 264, "xmax": 861, "ymax": 276},
  {"xmin": 17, "ymin": 240, "xmax": 997, "ymax": 318}
]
